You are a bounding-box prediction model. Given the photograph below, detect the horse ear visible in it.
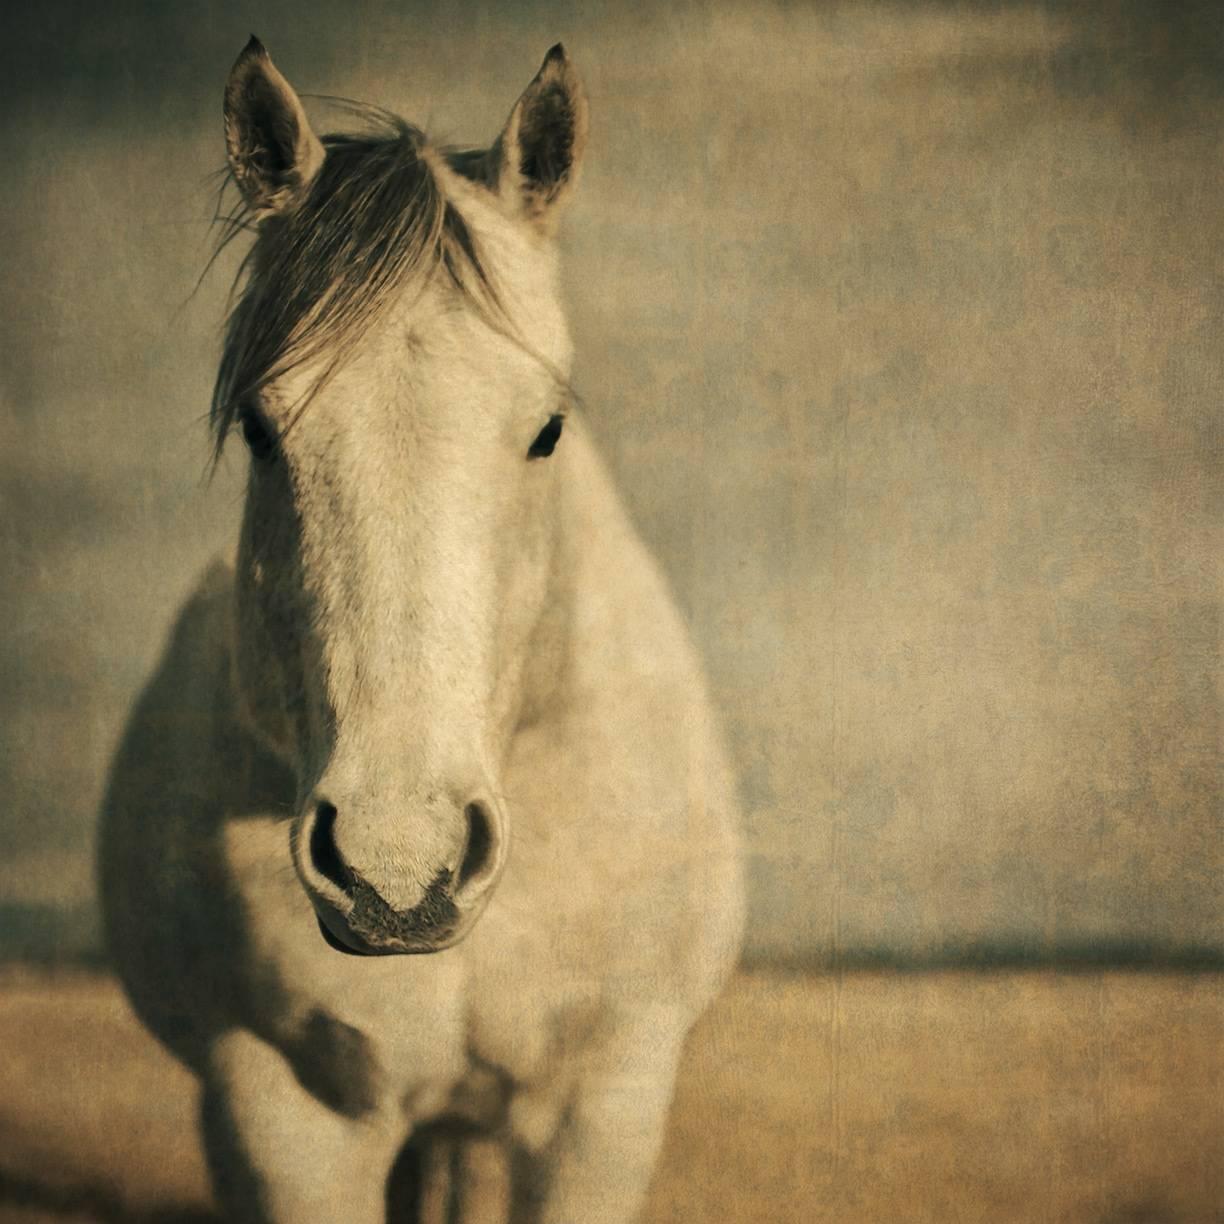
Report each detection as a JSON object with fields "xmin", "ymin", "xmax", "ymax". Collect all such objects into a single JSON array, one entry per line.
[
  {"xmin": 493, "ymin": 45, "xmax": 588, "ymax": 232},
  {"xmin": 224, "ymin": 36, "xmax": 325, "ymax": 219}
]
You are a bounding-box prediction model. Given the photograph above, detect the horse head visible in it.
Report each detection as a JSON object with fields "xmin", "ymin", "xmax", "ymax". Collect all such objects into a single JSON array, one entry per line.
[{"xmin": 216, "ymin": 39, "xmax": 587, "ymax": 955}]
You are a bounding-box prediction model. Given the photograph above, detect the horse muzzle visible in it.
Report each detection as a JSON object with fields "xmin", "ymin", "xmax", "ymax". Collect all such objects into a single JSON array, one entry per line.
[
  {"xmin": 313, "ymin": 876, "xmax": 465, "ymax": 956},
  {"xmin": 294, "ymin": 792, "xmax": 506, "ymax": 956}
]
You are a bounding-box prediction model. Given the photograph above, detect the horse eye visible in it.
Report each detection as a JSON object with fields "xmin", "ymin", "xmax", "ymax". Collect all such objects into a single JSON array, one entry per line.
[
  {"xmin": 528, "ymin": 414, "xmax": 564, "ymax": 460},
  {"xmin": 239, "ymin": 406, "xmax": 277, "ymax": 462}
]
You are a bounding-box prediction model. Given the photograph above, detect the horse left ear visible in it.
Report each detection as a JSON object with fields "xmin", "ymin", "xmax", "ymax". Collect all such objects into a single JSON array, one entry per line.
[
  {"xmin": 224, "ymin": 36, "xmax": 325, "ymax": 219},
  {"xmin": 493, "ymin": 45, "xmax": 588, "ymax": 233}
]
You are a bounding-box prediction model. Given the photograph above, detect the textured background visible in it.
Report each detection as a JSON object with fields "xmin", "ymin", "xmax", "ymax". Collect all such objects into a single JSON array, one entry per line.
[{"xmin": 1, "ymin": 0, "xmax": 1220, "ymax": 964}]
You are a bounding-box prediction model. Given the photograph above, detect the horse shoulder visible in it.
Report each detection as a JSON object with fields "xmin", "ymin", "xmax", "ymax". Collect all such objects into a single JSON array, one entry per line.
[
  {"xmin": 100, "ymin": 557, "xmax": 240, "ymax": 880},
  {"xmin": 99, "ymin": 558, "xmax": 279, "ymax": 1064}
]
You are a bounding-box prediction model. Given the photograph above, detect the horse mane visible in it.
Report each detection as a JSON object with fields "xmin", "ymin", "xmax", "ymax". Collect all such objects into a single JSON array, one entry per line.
[{"xmin": 210, "ymin": 106, "xmax": 500, "ymax": 459}]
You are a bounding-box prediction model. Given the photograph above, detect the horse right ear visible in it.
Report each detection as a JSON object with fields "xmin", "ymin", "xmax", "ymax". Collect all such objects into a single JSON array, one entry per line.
[{"xmin": 224, "ymin": 36, "xmax": 325, "ymax": 219}]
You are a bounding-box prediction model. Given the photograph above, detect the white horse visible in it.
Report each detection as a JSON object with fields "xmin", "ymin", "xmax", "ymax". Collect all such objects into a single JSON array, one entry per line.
[{"xmin": 99, "ymin": 38, "xmax": 743, "ymax": 1224}]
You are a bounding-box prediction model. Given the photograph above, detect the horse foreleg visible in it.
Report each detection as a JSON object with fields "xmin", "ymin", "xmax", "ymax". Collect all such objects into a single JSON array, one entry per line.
[
  {"xmin": 454, "ymin": 1135, "xmax": 511, "ymax": 1223},
  {"xmin": 515, "ymin": 1018, "xmax": 686, "ymax": 1224},
  {"xmin": 201, "ymin": 1028, "xmax": 401, "ymax": 1224},
  {"xmin": 414, "ymin": 1131, "xmax": 510, "ymax": 1224}
]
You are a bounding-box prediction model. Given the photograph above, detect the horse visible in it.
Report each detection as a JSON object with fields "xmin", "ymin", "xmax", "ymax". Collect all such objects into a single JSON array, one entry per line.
[{"xmin": 98, "ymin": 38, "xmax": 744, "ymax": 1224}]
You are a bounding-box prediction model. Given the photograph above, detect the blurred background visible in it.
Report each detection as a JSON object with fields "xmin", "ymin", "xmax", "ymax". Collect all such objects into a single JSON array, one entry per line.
[
  {"xmin": 2, "ymin": 0, "xmax": 1219, "ymax": 967},
  {"xmin": 0, "ymin": 3, "xmax": 1220, "ymax": 1221}
]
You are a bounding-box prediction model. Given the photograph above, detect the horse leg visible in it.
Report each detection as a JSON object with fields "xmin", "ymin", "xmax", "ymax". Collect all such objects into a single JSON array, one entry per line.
[
  {"xmin": 412, "ymin": 1130, "xmax": 509, "ymax": 1224},
  {"xmin": 512, "ymin": 1018, "xmax": 686, "ymax": 1224},
  {"xmin": 453, "ymin": 1135, "xmax": 511, "ymax": 1223},
  {"xmin": 201, "ymin": 1028, "xmax": 401, "ymax": 1224}
]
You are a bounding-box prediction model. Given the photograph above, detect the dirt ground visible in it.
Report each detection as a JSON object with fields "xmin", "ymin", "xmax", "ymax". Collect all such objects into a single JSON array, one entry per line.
[{"xmin": 0, "ymin": 967, "xmax": 1219, "ymax": 1223}]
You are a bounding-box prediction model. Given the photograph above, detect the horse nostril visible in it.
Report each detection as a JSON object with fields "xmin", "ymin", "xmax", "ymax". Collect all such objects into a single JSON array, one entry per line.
[
  {"xmin": 309, "ymin": 801, "xmax": 353, "ymax": 893},
  {"xmin": 458, "ymin": 801, "xmax": 495, "ymax": 890}
]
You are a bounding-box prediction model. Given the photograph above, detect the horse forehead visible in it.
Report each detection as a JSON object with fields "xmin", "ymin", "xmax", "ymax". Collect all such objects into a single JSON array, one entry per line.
[
  {"xmin": 440, "ymin": 174, "xmax": 573, "ymax": 366},
  {"xmin": 265, "ymin": 299, "xmax": 561, "ymax": 435},
  {"xmin": 258, "ymin": 212, "xmax": 571, "ymax": 424}
]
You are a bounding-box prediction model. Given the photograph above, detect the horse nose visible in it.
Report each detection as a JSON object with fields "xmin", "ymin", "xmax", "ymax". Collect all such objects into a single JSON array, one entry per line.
[
  {"xmin": 308, "ymin": 801, "xmax": 354, "ymax": 893},
  {"xmin": 455, "ymin": 798, "xmax": 502, "ymax": 898},
  {"xmin": 298, "ymin": 793, "xmax": 505, "ymax": 953},
  {"xmin": 306, "ymin": 798, "xmax": 501, "ymax": 900}
]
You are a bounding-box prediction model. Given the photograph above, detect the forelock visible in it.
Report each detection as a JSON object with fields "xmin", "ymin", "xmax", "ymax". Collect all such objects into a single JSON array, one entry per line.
[{"xmin": 210, "ymin": 111, "xmax": 499, "ymax": 457}]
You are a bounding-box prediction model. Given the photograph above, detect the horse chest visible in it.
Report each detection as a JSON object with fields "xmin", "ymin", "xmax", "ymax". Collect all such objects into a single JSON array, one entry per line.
[{"xmin": 263, "ymin": 944, "xmax": 597, "ymax": 1156}]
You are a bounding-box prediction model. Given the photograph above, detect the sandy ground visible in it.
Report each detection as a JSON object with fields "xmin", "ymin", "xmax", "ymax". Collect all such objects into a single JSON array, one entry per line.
[{"xmin": 0, "ymin": 968, "xmax": 1219, "ymax": 1223}]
